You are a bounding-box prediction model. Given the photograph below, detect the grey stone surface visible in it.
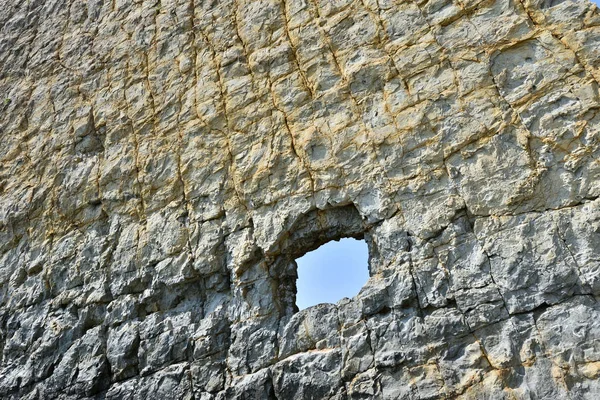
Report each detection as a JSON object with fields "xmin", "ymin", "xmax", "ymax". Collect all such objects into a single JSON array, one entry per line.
[{"xmin": 1, "ymin": 0, "xmax": 600, "ymax": 398}]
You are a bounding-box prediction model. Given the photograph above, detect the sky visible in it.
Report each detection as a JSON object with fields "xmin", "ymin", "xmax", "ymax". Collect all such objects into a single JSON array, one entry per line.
[{"xmin": 295, "ymin": 238, "xmax": 369, "ymax": 310}]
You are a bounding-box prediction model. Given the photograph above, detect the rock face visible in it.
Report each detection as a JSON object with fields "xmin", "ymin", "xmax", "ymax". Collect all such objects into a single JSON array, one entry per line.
[{"xmin": 1, "ymin": 0, "xmax": 600, "ymax": 398}]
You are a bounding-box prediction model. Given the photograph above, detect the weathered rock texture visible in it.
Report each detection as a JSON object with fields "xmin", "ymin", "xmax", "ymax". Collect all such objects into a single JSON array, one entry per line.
[{"xmin": 1, "ymin": 0, "xmax": 600, "ymax": 398}]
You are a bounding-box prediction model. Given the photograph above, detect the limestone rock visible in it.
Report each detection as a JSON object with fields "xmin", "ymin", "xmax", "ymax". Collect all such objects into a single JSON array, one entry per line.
[{"xmin": 1, "ymin": 0, "xmax": 600, "ymax": 398}]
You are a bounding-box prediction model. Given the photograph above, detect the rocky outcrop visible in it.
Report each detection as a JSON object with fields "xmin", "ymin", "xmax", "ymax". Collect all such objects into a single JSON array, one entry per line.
[{"xmin": 1, "ymin": 0, "xmax": 600, "ymax": 398}]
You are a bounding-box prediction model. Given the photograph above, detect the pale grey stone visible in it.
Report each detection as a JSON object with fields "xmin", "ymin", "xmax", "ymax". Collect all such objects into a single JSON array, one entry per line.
[{"xmin": 1, "ymin": 0, "xmax": 600, "ymax": 398}]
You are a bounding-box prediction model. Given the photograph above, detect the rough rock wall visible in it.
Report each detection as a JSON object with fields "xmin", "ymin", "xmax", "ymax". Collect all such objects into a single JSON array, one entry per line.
[{"xmin": 1, "ymin": 0, "xmax": 600, "ymax": 398}]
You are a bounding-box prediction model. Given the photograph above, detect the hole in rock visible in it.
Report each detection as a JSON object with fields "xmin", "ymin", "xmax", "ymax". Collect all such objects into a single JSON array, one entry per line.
[{"xmin": 295, "ymin": 238, "xmax": 369, "ymax": 310}]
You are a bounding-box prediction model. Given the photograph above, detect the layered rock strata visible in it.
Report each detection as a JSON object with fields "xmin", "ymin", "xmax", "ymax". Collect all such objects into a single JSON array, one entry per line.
[{"xmin": 1, "ymin": 0, "xmax": 600, "ymax": 398}]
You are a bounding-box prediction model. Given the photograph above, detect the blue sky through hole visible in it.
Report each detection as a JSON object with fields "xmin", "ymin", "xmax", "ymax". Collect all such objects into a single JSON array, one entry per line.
[{"xmin": 295, "ymin": 238, "xmax": 369, "ymax": 310}]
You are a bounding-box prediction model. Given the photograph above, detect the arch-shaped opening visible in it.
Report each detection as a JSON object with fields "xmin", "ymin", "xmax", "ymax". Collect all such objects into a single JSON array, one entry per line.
[
  {"xmin": 295, "ymin": 237, "xmax": 369, "ymax": 310},
  {"xmin": 266, "ymin": 204, "xmax": 374, "ymax": 316}
]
